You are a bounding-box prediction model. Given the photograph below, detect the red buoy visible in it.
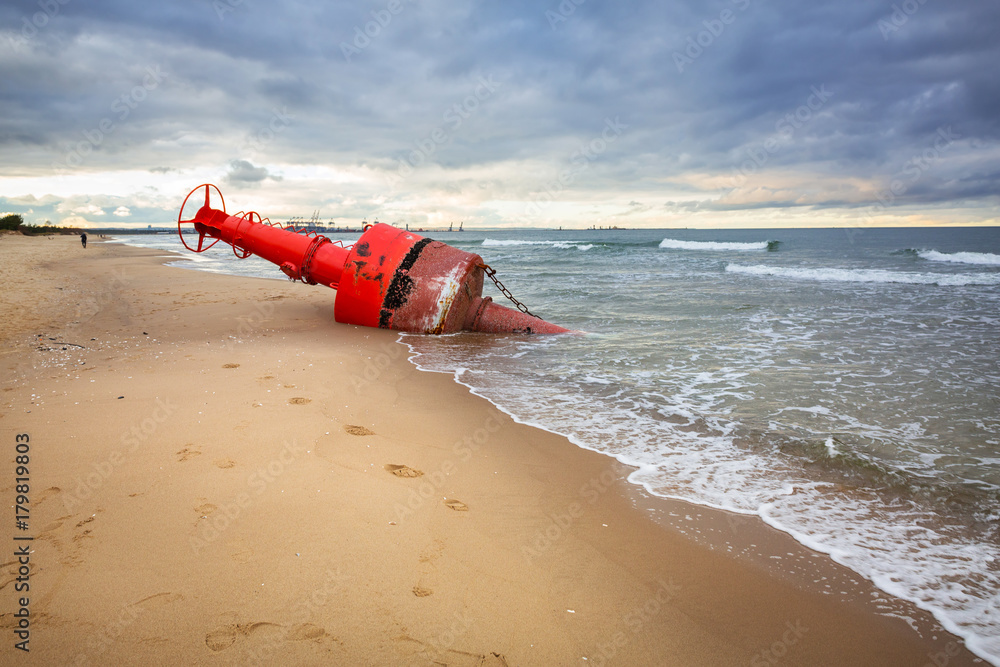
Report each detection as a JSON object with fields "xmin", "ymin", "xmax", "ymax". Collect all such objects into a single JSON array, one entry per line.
[{"xmin": 177, "ymin": 184, "xmax": 569, "ymax": 334}]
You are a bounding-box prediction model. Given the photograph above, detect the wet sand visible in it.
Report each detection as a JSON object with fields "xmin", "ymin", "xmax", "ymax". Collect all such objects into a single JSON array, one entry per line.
[{"xmin": 0, "ymin": 234, "xmax": 984, "ymax": 665}]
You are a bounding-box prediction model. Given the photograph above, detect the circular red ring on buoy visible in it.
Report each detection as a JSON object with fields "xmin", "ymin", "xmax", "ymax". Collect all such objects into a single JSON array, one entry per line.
[{"xmin": 177, "ymin": 184, "xmax": 225, "ymax": 253}]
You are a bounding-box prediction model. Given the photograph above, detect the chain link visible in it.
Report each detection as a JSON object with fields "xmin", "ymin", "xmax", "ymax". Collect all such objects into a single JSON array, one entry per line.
[
  {"xmin": 299, "ymin": 235, "xmax": 330, "ymax": 285},
  {"xmin": 479, "ymin": 263, "xmax": 541, "ymax": 319}
]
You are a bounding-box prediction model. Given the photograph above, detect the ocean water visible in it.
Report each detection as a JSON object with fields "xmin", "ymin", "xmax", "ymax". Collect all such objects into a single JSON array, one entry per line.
[{"xmin": 115, "ymin": 226, "xmax": 1000, "ymax": 664}]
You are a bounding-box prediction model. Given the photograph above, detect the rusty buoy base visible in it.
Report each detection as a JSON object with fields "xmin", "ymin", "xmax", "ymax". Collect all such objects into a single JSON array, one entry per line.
[
  {"xmin": 466, "ymin": 298, "xmax": 571, "ymax": 334},
  {"xmin": 334, "ymin": 224, "xmax": 569, "ymax": 334}
]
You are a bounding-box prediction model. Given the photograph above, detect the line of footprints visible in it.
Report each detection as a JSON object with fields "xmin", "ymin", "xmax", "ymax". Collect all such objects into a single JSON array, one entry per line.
[
  {"xmin": 384, "ymin": 464, "xmax": 468, "ymax": 513},
  {"xmin": 198, "ymin": 423, "xmax": 476, "ymax": 659}
]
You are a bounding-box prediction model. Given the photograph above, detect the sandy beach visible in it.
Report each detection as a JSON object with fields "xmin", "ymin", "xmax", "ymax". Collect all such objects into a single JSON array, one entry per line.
[{"xmin": 0, "ymin": 234, "xmax": 984, "ymax": 666}]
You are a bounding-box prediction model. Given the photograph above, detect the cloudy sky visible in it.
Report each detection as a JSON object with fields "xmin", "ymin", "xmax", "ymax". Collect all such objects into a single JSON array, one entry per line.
[{"xmin": 1, "ymin": 0, "xmax": 998, "ymax": 229}]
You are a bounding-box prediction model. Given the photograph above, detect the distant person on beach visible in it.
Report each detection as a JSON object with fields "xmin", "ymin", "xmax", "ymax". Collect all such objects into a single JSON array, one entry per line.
[{"xmin": 80, "ymin": 232, "xmax": 87, "ymax": 248}]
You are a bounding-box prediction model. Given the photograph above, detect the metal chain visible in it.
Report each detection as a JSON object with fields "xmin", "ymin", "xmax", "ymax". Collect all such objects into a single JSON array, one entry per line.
[
  {"xmin": 479, "ymin": 263, "xmax": 541, "ymax": 319},
  {"xmin": 299, "ymin": 235, "xmax": 331, "ymax": 285}
]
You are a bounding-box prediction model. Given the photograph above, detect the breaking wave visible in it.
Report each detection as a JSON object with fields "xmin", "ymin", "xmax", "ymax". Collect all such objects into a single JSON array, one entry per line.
[
  {"xmin": 659, "ymin": 239, "xmax": 779, "ymax": 251},
  {"xmin": 917, "ymin": 250, "xmax": 1000, "ymax": 266}
]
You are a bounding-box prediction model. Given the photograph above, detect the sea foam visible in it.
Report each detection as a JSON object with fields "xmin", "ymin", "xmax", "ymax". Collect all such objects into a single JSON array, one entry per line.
[
  {"xmin": 726, "ymin": 264, "xmax": 1000, "ymax": 286},
  {"xmin": 482, "ymin": 239, "xmax": 594, "ymax": 250}
]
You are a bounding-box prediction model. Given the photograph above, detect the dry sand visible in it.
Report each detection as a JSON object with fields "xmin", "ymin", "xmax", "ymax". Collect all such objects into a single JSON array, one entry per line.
[{"xmin": 0, "ymin": 234, "xmax": 984, "ymax": 665}]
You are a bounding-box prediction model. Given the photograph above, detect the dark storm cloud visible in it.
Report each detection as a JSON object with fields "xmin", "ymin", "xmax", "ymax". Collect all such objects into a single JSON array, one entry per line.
[
  {"xmin": 2, "ymin": 0, "xmax": 998, "ymax": 220},
  {"xmin": 224, "ymin": 159, "xmax": 280, "ymax": 188}
]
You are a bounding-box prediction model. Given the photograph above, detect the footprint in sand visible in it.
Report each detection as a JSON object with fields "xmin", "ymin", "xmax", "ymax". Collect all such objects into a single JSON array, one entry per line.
[
  {"xmin": 418, "ymin": 538, "xmax": 444, "ymax": 565},
  {"xmin": 176, "ymin": 445, "xmax": 201, "ymax": 462},
  {"xmin": 39, "ymin": 518, "xmax": 66, "ymax": 534},
  {"xmin": 63, "ymin": 507, "xmax": 104, "ymax": 560},
  {"xmin": 412, "ymin": 586, "xmax": 433, "ymax": 597},
  {"xmin": 397, "ymin": 637, "xmax": 507, "ymax": 665},
  {"xmin": 231, "ymin": 549, "xmax": 254, "ymax": 563},
  {"xmin": 288, "ymin": 397, "xmax": 311, "ymax": 405},
  {"xmin": 205, "ymin": 626, "xmax": 238, "ymax": 652},
  {"xmin": 134, "ymin": 592, "xmax": 184, "ymax": 609},
  {"xmin": 287, "ymin": 623, "xmax": 326, "ymax": 641},
  {"xmin": 203, "ymin": 621, "xmax": 289, "ymax": 652},
  {"xmin": 195, "ymin": 503, "xmax": 217, "ymax": 516},
  {"xmin": 214, "ymin": 458, "xmax": 236, "ymax": 469},
  {"xmin": 222, "ymin": 363, "xmax": 240, "ymax": 369},
  {"xmin": 385, "ymin": 464, "xmax": 424, "ymax": 478},
  {"xmin": 35, "ymin": 486, "xmax": 61, "ymax": 507},
  {"xmin": 345, "ymin": 425, "xmax": 375, "ymax": 436},
  {"xmin": 444, "ymin": 499, "xmax": 469, "ymax": 512}
]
